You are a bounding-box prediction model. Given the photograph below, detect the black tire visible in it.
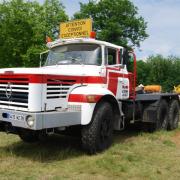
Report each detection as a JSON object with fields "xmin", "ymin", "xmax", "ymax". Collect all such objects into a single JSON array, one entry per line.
[
  {"xmin": 81, "ymin": 102, "xmax": 114, "ymax": 154},
  {"xmin": 154, "ymin": 99, "xmax": 169, "ymax": 131},
  {"xmin": 18, "ymin": 129, "xmax": 39, "ymax": 143},
  {"xmin": 141, "ymin": 122, "xmax": 154, "ymax": 132},
  {"xmin": 142, "ymin": 100, "xmax": 169, "ymax": 132},
  {"xmin": 168, "ymin": 100, "xmax": 180, "ymax": 130}
]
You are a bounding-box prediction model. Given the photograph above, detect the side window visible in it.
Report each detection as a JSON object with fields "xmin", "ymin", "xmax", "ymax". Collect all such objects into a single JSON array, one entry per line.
[{"xmin": 106, "ymin": 48, "xmax": 117, "ymax": 65}]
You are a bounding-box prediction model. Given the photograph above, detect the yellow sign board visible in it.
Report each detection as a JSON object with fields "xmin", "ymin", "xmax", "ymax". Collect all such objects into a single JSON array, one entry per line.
[{"xmin": 60, "ymin": 18, "xmax": 92, "ymax": 39}]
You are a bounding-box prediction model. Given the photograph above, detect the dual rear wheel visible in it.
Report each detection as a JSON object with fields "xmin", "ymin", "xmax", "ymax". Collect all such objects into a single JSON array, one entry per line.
[
  {"xmin": 142, "ymin": 99, "xmax": 180, "ymax": 132},
  {"xmin": 168, "ymin": 100, "xmax": 180, "ymax": 130}
]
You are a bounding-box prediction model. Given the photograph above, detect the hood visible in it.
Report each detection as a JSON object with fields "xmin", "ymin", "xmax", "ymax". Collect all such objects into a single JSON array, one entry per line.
[{"xmin": 0, "ymin": 65, "xmax": 102, "ymax": 77}]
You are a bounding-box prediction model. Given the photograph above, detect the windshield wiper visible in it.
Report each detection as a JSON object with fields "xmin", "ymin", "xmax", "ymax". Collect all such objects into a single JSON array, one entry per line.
[{"xmin": 71, "ymin": 58, "xmax": 83, "ymax": 65}]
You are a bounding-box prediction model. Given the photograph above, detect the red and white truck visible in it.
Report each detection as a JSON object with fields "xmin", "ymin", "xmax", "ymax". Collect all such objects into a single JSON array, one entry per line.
[{"xmin": 0, "ymin": 24, "xmax": 179, "ymax": 154}]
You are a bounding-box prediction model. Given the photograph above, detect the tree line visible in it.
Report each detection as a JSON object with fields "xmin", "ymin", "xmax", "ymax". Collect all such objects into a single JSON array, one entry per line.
[
  {"xmin": 137, "ymin": 55, "xmax": 180, "ymax": 92},
  {"xmin": 0, "ymin": 0, "xmax": 68, "ymax": 67}
]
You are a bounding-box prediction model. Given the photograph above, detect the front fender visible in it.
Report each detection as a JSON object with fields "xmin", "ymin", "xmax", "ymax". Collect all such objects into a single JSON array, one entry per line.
[{"xmin": 68, "ymin": 86, "xmax": 115, "ymax": 125}]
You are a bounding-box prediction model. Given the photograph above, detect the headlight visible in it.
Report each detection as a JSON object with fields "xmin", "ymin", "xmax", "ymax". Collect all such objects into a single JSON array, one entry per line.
[{"xmin": 26, "ymin": 115, "xmax": 35, "ymax": 127}]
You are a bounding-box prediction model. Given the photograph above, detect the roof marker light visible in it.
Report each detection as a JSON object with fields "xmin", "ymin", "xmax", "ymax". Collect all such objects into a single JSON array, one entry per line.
[
  {"xmin": 90, "ymin": 31, "xmax": 96, "ymax": 39},
  {"xmin": 46, "ymin": 36, "xmax": 52, "ymax": 43}
]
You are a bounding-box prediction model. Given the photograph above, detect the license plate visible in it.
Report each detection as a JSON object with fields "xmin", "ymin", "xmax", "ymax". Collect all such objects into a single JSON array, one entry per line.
[{"xmin": 8, "ymin": 113, "xmax": 25, "ymax": 121}]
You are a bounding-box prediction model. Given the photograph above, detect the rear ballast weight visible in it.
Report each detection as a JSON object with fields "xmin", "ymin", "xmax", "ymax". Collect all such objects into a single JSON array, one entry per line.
[{"xmin": 0, "ymin": 38, "xmax": 179, "ymax": 154}]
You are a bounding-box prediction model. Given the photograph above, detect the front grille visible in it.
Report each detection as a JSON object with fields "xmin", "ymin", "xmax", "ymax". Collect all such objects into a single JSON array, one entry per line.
[
  {"xmin": 0, "ymin": 77, "xmax": 29, "ymax": 108},
  {"xmin": 46, "ymin": 79, "xmax": 76, "ymax": 99}
]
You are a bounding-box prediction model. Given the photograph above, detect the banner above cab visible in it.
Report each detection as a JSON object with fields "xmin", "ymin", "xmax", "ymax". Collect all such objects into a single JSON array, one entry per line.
[{"xmin": 59, "ymin": 18, "xmax": 92, "ymax": 39}]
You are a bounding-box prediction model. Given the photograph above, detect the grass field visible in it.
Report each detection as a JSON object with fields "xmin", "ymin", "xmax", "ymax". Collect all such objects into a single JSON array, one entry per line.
[{"xmin": 1, "ymin": 126, "xmax": 180, "ymax": 180}]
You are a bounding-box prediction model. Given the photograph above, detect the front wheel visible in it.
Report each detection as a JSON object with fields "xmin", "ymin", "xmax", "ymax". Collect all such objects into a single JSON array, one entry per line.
[{"xmin": 81, "ymin": 102, "xmax": 114, "ymax": 154}]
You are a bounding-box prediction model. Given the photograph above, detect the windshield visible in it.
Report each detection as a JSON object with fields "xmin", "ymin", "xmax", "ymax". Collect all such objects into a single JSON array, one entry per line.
[{"xmin": 45, "ymin": 44, "xmax": 102, "ymax": 66}]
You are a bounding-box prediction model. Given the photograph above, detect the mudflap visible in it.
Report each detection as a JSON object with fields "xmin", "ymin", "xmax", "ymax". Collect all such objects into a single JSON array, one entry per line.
[
  {"xmin": 114, "ymin": 116, "xmax": 125, "ymax": 131},
  {"xmin": 142, "ymin": 101, "xmax": 159, "ymax": 123}
]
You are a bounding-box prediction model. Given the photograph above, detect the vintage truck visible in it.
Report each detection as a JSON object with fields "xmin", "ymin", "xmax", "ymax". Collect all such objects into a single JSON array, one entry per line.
[{"xmin": 0, "ymin": 36, "xmax": 179, "ymax": 154}]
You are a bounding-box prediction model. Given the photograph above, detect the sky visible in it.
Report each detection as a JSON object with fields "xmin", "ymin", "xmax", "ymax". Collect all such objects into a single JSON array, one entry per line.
[
  {"xmin": 132, "ymin": 0, "xmax": 180, "ymax": 60},
  {"xmin": 55, "ymin": 0, "xmax": 180, "ymax": 60}
]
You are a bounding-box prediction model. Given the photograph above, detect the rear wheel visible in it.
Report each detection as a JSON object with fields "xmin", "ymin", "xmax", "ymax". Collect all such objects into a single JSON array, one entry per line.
[
  {"xmin": 142, "ymin": 99, "xmax": 169, "ymax": 132},
  {"xmin": 81, "ymin": 102, "xmax": 114, "ymax": 154},
  {"xmin": 154, "ymin": 99, "xmax": 169, "ymax": 131},
  {"xmin": 18, "ymin": 129, "xmax": 39, "ymax": 143},
  {"xmin": 168, "ymin": 100, "xmax": 180, "ymax": 130}
]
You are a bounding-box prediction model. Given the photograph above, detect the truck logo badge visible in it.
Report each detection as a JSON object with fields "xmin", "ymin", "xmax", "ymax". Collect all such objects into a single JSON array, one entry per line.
[{"xmin": 6, "ymin": 82, "xmax": 12, "ymax": 99}]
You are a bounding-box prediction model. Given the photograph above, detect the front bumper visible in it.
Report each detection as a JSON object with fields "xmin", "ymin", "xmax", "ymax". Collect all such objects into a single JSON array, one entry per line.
[{"xmin": 0, "ymin": 108, "xmax": 81, "ymax": 130}]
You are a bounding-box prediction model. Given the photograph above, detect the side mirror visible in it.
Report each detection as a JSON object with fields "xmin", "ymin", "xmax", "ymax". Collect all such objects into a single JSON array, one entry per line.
[
  {"xmin": 122, "ymin": 49, "xmax": 129, "ymax": 65},
  {"xmin": 123, "ymin": 49, "xmax": 134, "ymax": 72},
  {"xmin": 39, "ymin": 50, "xmax": 49, "ymax": 67},
  {"xmin": 128, "ymin": 52, "xmax": 134, "ymax": 63}
]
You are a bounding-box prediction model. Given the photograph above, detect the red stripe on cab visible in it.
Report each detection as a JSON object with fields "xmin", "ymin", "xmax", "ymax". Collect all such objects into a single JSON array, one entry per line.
[
  {"xmin": 0, "ymin": 74, "xmax": 106, "ymax": 84},
  {"xmin": 68, "ymin": 94, "xmax": 102, "ymax": 103}
]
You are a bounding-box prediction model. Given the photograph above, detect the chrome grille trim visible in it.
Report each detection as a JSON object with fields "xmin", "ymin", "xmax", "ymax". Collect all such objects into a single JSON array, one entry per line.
[
  {"xmin": 46, "ymin": 79, "xmax": 76, "ymax": 99},
  {"xmin": 0, "ymin": 79, "xmax": 29, "ymax": 109}
]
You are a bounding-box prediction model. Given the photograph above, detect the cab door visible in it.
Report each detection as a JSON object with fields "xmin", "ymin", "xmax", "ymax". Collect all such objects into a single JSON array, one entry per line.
[
  {"xmin": 106, "ymin": 47, "xmax": 129, "ymax": 100},
  {"xmin": 122, "ymin": 50, "xmax": 136, "ymax": 99}
]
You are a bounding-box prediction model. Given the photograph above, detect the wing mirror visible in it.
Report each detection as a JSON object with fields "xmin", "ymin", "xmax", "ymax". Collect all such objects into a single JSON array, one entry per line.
[{"xmin": 40, "ymin": 50, "xmax": 49, "ymax": 67}]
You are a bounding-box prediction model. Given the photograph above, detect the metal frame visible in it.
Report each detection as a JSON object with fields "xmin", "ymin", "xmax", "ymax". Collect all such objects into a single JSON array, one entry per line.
[{"xmin": 0, "ymin": 109, "xmax": 81, "ymax": 130}]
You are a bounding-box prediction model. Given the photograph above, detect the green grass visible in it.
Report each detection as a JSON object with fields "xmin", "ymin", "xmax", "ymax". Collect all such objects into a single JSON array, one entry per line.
[{"xmin": 1, "ymin": 127, "xmax": 180, "ymax": 180}]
